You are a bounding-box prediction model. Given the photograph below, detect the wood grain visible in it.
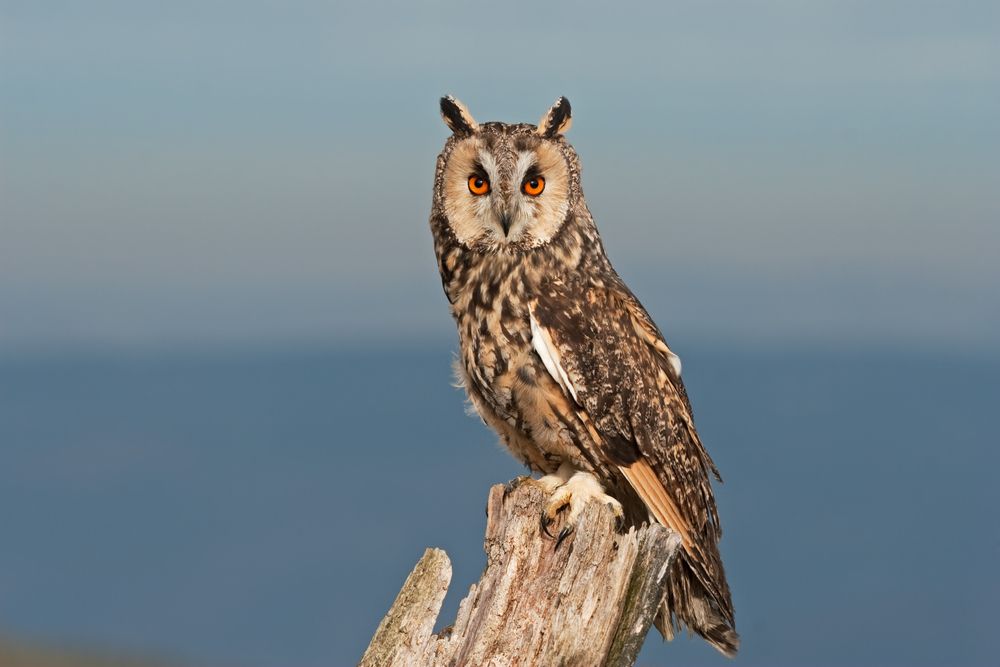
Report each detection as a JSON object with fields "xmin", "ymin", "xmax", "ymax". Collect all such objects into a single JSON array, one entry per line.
[{"xmin": 361, "ymin": 478, "xmax": 681, "ymax": 667}]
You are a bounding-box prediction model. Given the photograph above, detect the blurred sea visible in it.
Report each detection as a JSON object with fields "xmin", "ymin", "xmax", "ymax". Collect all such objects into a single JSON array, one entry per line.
[{"xmin": 1, "ymin": 341, "xmax": 997, "ymax": 667}]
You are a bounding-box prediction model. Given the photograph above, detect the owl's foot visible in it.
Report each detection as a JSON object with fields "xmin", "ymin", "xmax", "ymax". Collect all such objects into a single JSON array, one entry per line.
[
  {"xmin": 535, "ymin": 461, "xmax": 575, "ymax": 494},
  {"xmin": 539, "ymin": 466, "xmax": 625, "ymax": 547}
]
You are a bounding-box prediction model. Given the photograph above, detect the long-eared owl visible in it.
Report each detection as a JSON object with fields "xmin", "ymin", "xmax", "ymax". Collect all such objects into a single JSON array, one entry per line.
[{"xmin": 429, "ymin": 96, "xmax": 738, "ymax": 656}]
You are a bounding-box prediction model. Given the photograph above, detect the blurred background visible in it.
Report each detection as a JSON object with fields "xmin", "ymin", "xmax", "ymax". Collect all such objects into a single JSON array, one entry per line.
[{"xmin": 1, "ymin": 1, "xmax": 997, "ymax": 666}]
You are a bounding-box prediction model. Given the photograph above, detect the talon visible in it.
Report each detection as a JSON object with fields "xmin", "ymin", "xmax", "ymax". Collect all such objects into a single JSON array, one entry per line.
[
  {"xmin": 540, "ymin": 511, "xmax": 556, "ymax": 538},
  {"xmin": 555, "ymin": 526, "xmax": 574, "ymax": 550},
  {"xmin": 539, "ymin": 470, "xmax": 624, "ymax": 542}
]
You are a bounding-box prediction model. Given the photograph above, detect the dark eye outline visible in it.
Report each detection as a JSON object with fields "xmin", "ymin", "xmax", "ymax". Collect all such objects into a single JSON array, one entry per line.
[
  {"xmin": 522, "ymin": 174, "xmax": 545, "ymax": 196},
  {"xmin": 468, "ymin": 174, "xmax": 490, "ymax": 196}
]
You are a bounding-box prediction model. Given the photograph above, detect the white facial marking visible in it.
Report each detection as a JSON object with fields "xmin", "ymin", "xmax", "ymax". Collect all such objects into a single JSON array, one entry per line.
[
  {"xmin": 514, "ymin": 151, "xmax": 536, "ymax": 186},
  {"xmin": 504, "ymin": 150, "xmax": 539, "ymax": 241},
  {"xmin": 477, "ymin": 149, "xmax": 498, "ymax": 184}
]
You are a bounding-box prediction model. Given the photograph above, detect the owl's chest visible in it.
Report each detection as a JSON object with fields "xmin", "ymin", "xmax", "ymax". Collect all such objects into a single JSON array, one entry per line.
[
  {"xmin": 446, "ymin": 257, "xmax": 588, "ymax": 472},
  {"xmin": 454, "ymin": 293, "xmax": 587, "ymax": 473},
  {"xmin": 454, "ymin": 282, "xmax": 533, "ymax": 409},
  {"xmin": 450, "ymin": 254, "xmax": 548, "ymax": 410}
]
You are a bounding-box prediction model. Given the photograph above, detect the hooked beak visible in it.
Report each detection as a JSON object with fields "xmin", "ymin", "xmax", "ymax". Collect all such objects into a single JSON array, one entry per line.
[{"xmin": 498, "ymin": 211, "xmax": 512, "ymax": 236}]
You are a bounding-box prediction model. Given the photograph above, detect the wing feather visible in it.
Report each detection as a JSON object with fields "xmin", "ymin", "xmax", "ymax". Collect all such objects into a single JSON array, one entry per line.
[
  {"xmin": 529, "ymin": 276, "xmax": 735, "ymax": 632},
  {"xmin": 529, "ymin": 309, "xmax": 579, "ymax": 403},
  {"xmin": 618, "ymin": 459, "xmax": 695, "ymax": 550}
]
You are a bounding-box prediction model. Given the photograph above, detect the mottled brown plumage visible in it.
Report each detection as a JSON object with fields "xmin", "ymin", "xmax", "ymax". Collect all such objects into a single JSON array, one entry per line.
[{"xmin": 429, "ymin": 96, "xmax": 738, "ymax": 656}]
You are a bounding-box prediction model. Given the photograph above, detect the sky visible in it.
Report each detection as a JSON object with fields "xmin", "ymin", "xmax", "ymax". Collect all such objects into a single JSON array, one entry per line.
[{"xmin": 2, "ymin": 1, "xmax": 998, "ymax": 354}]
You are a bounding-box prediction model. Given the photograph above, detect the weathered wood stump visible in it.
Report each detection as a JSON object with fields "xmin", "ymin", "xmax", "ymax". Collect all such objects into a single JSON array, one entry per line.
[{"xmin": 361, "ymin": 477, "xmax": 681, "ymax": 667}]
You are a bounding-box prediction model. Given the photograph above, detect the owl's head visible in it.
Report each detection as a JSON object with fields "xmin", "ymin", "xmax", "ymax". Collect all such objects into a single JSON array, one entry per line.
[{"xmin": 433, "ymin": 96, "xmax": 581, "ymax": 252}]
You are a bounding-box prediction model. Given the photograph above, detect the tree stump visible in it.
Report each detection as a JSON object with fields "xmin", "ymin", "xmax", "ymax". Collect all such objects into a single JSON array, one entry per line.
[{"xmin": 360, "ymin": 477, "xmax": 681, "ymax": 667}]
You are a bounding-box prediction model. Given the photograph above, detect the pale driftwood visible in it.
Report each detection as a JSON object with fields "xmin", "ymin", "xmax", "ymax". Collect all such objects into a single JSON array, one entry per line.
[{"xmin": 360, "ymin": 477, "xmax": 681, "ymax": 667}]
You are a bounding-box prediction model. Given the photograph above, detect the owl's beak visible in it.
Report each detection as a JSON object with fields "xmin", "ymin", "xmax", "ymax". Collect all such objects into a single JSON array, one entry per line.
[{"xmin": 498, "ymin": 211, "xmax": 512, "ymax": 236}]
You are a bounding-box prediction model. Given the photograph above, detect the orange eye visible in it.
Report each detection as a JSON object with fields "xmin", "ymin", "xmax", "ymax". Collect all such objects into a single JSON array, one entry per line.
[
  {"xmin": 468, "ymin": 175, "xmax": 490, "ymax": 196},
  {"xmin": 522, "ymin": 176, "xmax": 545, "ymax": 196}
]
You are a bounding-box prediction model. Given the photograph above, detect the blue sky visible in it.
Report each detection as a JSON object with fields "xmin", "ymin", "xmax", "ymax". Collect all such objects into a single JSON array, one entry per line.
[{"xmin": 2, "ymin": 1, "xmax": 998, "ymax": 352}]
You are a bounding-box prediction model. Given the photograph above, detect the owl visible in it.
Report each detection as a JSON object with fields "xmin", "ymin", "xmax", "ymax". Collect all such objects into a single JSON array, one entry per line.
[{"xmin": 429, "ymin": 96, "xmax": 738, "ymax": 656}]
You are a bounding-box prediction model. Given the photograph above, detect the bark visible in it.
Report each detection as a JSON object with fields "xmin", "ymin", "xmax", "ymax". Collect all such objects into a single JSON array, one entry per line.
[{"xmin": 360, "ymin": 477, "xmax": 681, "ymax": 667}]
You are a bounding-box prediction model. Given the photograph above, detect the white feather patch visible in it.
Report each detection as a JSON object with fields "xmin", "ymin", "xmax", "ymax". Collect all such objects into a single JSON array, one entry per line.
[
  {"xmin": 529, "ymin": 309, "xmax": 579, "ymax": 404},
  {"xmin": 667, "ymin": 351, "xmax": 682, "ymax": 377}
]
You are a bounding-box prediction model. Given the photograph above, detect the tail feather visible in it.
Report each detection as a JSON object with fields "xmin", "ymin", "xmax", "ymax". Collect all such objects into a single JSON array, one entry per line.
[{"xmin": 654, "ymin": 558, "xmax": 739, "ymax": 657}]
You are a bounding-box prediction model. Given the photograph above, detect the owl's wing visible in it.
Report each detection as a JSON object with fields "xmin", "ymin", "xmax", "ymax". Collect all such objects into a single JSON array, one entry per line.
[{"xmin": 529, "ymin": 276, "xmax": 733, "ymax": 625}]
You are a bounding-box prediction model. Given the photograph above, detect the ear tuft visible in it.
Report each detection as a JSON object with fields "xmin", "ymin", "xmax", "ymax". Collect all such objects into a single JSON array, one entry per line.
[
  {"xmin": 440, "ymin": 95, "xmax": 478, "ymax": 135},
  {"xmin": 537, "ymin": 96, "xmax": 572, "ymax": 137}
]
